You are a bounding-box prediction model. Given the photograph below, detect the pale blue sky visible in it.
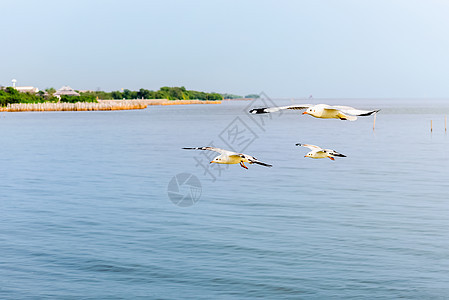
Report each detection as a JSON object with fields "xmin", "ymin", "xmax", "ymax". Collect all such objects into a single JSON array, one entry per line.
[{"xmin": 2, "ymin": 0, "xmax": 449, "ymax": 98}]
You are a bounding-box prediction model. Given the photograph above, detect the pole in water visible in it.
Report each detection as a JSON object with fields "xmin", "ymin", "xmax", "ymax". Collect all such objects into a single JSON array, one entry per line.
[
  {"xmin": 373, "ymin": 113, "xmax": 377, "ymax": 131},
  {"xmin": 445, "ymin": 116, "xmax": 447, "ymax": 132},
  {"xmin": 431, "ymin": 120, "xmax": 433, "ymax": 132}
]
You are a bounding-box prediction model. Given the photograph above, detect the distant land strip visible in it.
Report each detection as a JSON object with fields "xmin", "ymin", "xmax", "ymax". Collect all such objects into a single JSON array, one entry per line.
[{"xmin": 0, "ymin": 99, "xmax": 221, "ymax": 112}]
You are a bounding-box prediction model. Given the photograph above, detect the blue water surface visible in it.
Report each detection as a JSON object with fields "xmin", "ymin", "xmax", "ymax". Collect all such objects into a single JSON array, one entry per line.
[{"xmin": 1, "ymin": 99, "xmax": 449, "ymax": 299}]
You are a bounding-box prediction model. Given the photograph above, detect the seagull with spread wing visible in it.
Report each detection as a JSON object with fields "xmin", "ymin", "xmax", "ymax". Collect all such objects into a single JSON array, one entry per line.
[
  {"xmin": 183, "ymin": 147, "xmax": 272, "ymax": 169},
  {"xmin": 296, "ymin": 143, "xmax": 346, "ymax": 160},
  {"xmin": 249, "ymin": 104, "xmax": 379, "ymax": 121}
]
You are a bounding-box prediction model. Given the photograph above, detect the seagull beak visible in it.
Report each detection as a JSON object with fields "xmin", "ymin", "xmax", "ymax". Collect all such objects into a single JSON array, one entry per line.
[
  {"xmin": 302, "ymin": 111, "xmax": 308, "ymax": 115},
  {"xmin": 304, "ymin": 155, "xmax": 307, "ymax": 158},
  {"xmin": 210, "ymin": 161, "xmax": 214, "ymax": 164}
]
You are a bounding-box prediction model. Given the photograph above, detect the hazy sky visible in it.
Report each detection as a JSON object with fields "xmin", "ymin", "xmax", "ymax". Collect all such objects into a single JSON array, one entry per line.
[{"xmin": 2, "ymin": 0, "xmax": 449, "ymax": 98}]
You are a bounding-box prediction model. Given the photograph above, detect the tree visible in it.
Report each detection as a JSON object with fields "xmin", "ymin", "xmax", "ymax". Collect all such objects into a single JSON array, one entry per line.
[
  {"xmin": 137, "ymin": 88, "xmax": 153, "ymax": 99},
  {"xmin": 154, "ymin": 90, "xmax": 169, "ymax": 99},
  {"xmin": 168, "ymin": 87, "xmax": 185, "ymax": 100},
  {"xmin": 60, "ymin": 94, "xmax": 96, "ymax": 103},
  {"xmin": 45, "ymin": 88, "xmax": 56, "ymax": 95},
  {"xmin": 122, "ymin": 89, "xmax": 137, "ymax": 99},
  {"xmin": 222, "ymin": 93, "xmax": 242, "ymax": 99},
  {"xmin": 111, "ymin": 91, "xmax": 122, "ymax": 99},
  {"xmin": 245, "ymin": 94, "xmax": 260, "ymax": 99},
  {"xmin": 206, "ymin": 93, "xmax": 223, "ymax": 100}
]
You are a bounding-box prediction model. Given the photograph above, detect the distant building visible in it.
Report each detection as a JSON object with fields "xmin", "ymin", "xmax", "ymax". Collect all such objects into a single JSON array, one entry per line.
[
  {"xmin": 15, "ymin": 86, "xmax": 40, "ymax": 93},
  {"xmin": 54, "ymin": 86, "xmax": 80, "ymax": 97}
]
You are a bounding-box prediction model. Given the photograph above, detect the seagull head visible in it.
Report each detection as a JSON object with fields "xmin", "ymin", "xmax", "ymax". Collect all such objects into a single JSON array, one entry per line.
[
  {"xmin": 210, "ymin": 156, "xmax": 221, "ymax": 164},
  {"xmin": 303, "ymin": 107, "xmax": 315, "ymax": 116}
]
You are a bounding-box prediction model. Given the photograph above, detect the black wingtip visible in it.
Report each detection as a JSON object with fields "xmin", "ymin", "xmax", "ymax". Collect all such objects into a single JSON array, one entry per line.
[
  {"xmin": 295, "ymin": 143, "xmax": 302, "ymax": 146},
  {"xmin": 249, "ymin": 108, "xmax": 268, "ymax": 114},
  {"xmin": 252, "ymin": 161, "xmax": 273, "ymax": 167},
  {"xmin": 333, "ymin": 153, "xmax": 347, "ymax": 157},
  {"xmin": 359, "ymin": 109, "xmax": 381, "ymax": 116}
]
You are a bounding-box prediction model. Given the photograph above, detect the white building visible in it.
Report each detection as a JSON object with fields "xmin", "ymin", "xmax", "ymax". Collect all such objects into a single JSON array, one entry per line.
[
  {"xmin": 15, "ymin": 86, "xmax": 40, "ymax": 93},
  {"xmin": 54, "ymin": 86, "xmax": 80, "ymax": 97}
]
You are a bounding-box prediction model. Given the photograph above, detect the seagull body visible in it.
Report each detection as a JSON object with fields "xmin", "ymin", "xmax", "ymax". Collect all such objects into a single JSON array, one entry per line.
[
  {"xmin": 249, "ymin": 104, "xmax": 379, "ymax": 121},
  {"xmin": 296, "ymin": 143, "xmax": 346, "ymax": 160},
  {"xmin": 183, "ymin": 147, "xmax": 272, "ymax": 169}
]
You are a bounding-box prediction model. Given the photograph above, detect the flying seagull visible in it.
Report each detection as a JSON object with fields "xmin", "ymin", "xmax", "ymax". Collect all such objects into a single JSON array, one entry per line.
[
  {"xmin": 183, "ymin": 147, "xmax": 272, "ymax": 169},
  {"xmin": 296, "ymin": 143, "xmax": 346, "ymax": 160},
  {"xmin": 249, "ymin": 104, "xmax": 379, "ymax": 121}
]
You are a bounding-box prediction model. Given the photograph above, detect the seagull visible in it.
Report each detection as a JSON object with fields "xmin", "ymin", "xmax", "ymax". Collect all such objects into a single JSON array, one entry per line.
[
  {"xmin": 296, "ymin": 143, "xmax": 346, "ymax": 160},
  {"xmin": 183, "ymin": 147, "xmax": 272, "ymax": 169},
  {"xmin": 249, "ymin": 104, "xmax": 379, "ymax": 121}
]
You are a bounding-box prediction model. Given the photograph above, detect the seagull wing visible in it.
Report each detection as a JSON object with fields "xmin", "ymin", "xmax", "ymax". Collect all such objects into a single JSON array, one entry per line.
[
  {"xmin": 324, "ymin": 149, "xmax": 347, "ymax": 157},
  {"xmin": 182, "ymin": 147, "xmax": 235, "ymax": 155},
  {"xmin": 249, "ymin": 104, "xmax": 312, "ymax": 114},
  {"xmin": 241, "ymin": 154, "xmax": 273, "ymax": 167},
  {"xmin": 295, "ymin": 143, "xmax": 323, "ymax": 151},
  {"xmin": 332, "ymin": 105, "xmax": 380, "ymax": 116},
  {"xmin": 250, "ymin": 160, "xmax": 273, "ymax": 167}
]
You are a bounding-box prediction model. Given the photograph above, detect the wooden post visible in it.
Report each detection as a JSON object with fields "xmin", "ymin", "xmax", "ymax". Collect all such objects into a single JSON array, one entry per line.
[
  {"xmin": 445, "ymin": 116, "xmax": 447, "ymax": 132},
  {"xmin": 373, "ymin": 113, "xmax": 377, "ymax": 131},
  {"xmin": 431, "ymin": 120, "xmax": 433, "ymax": 132}
]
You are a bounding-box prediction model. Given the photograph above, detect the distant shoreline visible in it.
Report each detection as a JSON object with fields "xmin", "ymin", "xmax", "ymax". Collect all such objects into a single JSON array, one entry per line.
[
  {"xmin": 98, "ymin": 99, "xmax": 222, "ymax": 106},
  {"xmin": 0, "ymin": 99, "xmax": 221, "ymax": 112}
]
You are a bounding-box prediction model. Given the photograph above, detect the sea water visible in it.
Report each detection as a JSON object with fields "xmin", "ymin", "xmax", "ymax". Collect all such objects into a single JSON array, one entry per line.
[{"xmin": 1, "ymin": 99, "xmax": 448, "ymax": 299}]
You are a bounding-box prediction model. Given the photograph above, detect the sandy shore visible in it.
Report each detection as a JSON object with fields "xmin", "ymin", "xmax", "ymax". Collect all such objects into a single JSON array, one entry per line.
[{"xmin": 0, "ymin": 99, "xmax": 221, "ymax": 112}]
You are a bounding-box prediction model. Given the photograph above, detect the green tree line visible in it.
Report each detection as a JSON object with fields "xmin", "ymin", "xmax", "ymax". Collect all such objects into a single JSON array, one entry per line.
[
  {"xmin": 0, "ymin": 87, "xmax": 48, "ymax": 106},
  {"xmin": 0, "ymin": 87, "xmax": 97, "ymax": 106},
  {"xmin": 1, "ymin": 86, "xmax": 259, "ymax": 106},
  {"xmin": 88, "ymin": 86, "xmax": 224, "ymax": 100}
]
